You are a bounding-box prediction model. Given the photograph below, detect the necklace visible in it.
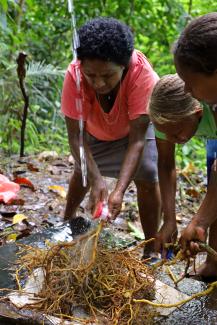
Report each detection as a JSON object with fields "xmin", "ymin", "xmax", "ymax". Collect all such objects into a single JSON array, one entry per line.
[{"xmin": 96, "ymin": 81, "xmax": 122, "ymax": 125}]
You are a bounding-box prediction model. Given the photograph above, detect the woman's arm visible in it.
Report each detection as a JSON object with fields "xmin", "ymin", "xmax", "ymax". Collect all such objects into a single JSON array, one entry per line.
[
  {"xmin": 196, "ymin": 159, "xmax": 217, "ymax": 227},
  {"xmin": 108, "ymin": 115, "xmax": 150, "ymax": 217},
  {"xmin": 65, "ymin": 117, "xmax": 107, "ymax": 212},
  {"xmin": 180, "ymin": 159, "xmax": 217, "ymax": 250}
]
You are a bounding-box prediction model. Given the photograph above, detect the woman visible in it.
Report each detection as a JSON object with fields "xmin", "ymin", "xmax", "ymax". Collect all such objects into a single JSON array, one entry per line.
[
  {"xmin": 173, "ymin": 12, "xmax": 217, "ymax": 278},
  {"xmin": 149, "ymin": 73, "xmax": 217, "ymax": 280},
  {"xmin": 61, "ymin": 17, "xmax": 161, "ymax": 255}
]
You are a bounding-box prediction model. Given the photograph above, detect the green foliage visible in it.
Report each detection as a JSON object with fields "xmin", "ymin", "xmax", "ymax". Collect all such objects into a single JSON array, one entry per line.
[
  {"xmin": 176, "ymin": 138, "xmax": 206, "ymax": 171},
  {"xmin": 0, "ymin": 48, "xmax": 66, "ymax": 154},
  {"xmin": 0, "ymin": 0, "xmax": 214, "ymax": 169}
]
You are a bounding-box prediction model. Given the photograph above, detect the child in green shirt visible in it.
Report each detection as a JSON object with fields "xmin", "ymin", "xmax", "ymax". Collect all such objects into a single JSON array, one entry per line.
[{"xmin": 149, "ymin": 73, "xmax": 217, "ymax": 280}]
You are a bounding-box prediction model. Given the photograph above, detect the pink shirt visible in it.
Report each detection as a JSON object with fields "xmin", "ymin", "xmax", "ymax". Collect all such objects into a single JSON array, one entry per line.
[{"xmin": 61, "ymin": 50, "xmax": 158, "ymax": 141}]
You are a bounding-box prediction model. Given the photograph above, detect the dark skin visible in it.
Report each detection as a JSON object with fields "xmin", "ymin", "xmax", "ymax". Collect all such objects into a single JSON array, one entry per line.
[
  {"xmin": 64, "ymin": 58, "xmax": 161, "ymax": 249},
  {"xmin": 155, "ymin": 138, "xmax": 177, "ymax": 257},
  {"xmin": 65, "ymin": 115, "xmax": 161, "ymax": 253},
  {"xmin": 154, "ymin": 110, "xmax": 217, "ymax": 276},
  {"xmin": 108, "ymin": 114, "xmax": 152, "ymax": 217},
  {"xmin": 175, "ymin": 58, "xmax": 217, "ymax": 105},
  {"xmin": 65, "ymin": 114, "xmax": 152, "ymax": 218},
  {"xmin": 173, "ymin": 60, "xmax": 217, "ymax": 276},
  {"xmin": 154, "ymin": 111, "xmax": 203, "ymax": 255}
]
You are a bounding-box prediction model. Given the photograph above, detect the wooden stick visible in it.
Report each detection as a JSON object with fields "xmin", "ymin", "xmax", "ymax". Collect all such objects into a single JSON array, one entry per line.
[{"xmin": 16, "ymin": 52, "xmax": 29, "ymax": 157}]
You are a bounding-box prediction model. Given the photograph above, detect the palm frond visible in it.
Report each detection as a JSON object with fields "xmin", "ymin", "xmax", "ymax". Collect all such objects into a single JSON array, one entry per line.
[{"xmin": 26, "ymin": 61, "xmax": 65, "ymax": 79}]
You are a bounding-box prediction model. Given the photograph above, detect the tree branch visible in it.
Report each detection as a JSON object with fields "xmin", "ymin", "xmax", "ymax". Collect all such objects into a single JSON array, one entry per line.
[{"xmin": 16, "ymin": 52, "xmax": 29, "ymax": 157}]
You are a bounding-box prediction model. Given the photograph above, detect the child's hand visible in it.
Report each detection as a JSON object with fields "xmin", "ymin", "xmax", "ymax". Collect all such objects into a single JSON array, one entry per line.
[{"xmin": 154, "ymin": 221, "xmax": 177, "ymax": 258}]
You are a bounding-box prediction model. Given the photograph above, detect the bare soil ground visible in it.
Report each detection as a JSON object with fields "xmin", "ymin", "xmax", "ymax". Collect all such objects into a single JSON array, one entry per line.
[{"xmin": 0, "ymin": 152, "xmax": 206, "ymax": 248}]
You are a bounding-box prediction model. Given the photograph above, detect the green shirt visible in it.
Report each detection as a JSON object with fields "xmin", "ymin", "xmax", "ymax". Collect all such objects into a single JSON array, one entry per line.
[{"xmin": 155, "ymin": 104, "xmax": 217, "ymax": 140}]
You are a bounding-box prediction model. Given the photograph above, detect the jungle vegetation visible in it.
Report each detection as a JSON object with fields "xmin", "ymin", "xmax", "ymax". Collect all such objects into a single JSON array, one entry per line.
[{"xmin": 0, "ymin": 0, "xmax": 215, "ymax": 168}]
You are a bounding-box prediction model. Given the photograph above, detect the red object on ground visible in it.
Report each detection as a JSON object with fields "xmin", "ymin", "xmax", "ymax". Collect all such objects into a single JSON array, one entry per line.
[
  {"xmin": 13, "ymin": 177, "xmax": 35, "ymax": 191},
  {"xmin": 0, "ymin": 174, "xmax": 20, "ymax": 203}
]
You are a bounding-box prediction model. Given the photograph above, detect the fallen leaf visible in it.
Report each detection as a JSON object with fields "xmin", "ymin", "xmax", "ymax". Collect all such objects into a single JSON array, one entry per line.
[
  {"xmin": 13, "ymin": 214, "xmax": 28, "ymax": 224},
  {"xmin": 27, "ymin": 163, "xmax": 39, "ymax": 172},
  {"xmin": 181, "ymin": 162, "xmax": 196, "ymax": 175},
  {"xmin": 127, "ymin": 222, "xmax": 144, "ymax": 240},
  {"xmin": 13, "ymin": 170, "xmax": 26, "ymax": 176},
  {"xmin": 38, "ymin": 151, "xmax": 58, "ymax": 161},
  {"xmin": 48, "ymin": 185, "xmax": 66, "ymax": 198},
  {"xmin": 47, "ymin": 165, "xmax": 61, "ymax": 175},
  {"xmin": 7, "ymin": 198, "xmax": 25, "ymax": 205},
  {"xmin": 16, "ymin": 229, "xmax": 31, "ymax": 239},
  {"xmin": 6, "ymin": 233, "xmax": 18, "ymax": 241},
  {"xmin": 13, "ymin": 177, "xmax": 35, "ymax": 191},
  {"xmin": 185, "ymin": 187, "xmax": 200, "ymax": 198}
]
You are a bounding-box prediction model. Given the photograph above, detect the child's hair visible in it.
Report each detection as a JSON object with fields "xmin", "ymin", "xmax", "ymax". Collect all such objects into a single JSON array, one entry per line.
[
  {"xmin": 77, "ymin": 17, "xmax": 134, "ymax": 67},
  {"xmin": 173, "ymin": 12, "xmax": 217, "ymax": 74},
  {"xmin": 149, "ymin": 74, "xmax": 200, "ymax": 124}
]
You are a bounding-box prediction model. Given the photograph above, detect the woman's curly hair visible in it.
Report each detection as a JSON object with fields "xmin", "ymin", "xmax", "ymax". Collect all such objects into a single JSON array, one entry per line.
[
  {"xmin": 173, "ymin": 12, "xmax": 217, "ymax": 75},
  {"xmin": 76, "ymin": 17, "xmax": 134, "ymax": 66}
]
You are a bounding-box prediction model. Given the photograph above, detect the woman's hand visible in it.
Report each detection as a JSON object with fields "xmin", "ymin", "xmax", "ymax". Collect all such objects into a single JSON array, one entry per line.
[
  {"xmin": 154, "ymin": 221, "xmax": 178, "ymax": 258},
  {"xmin": 89, "ymin": 177, "xmax": 108, "ymax": 214},
  {"xmin": 108, "ymin": 189, "xmax": 124, "ymax": 219},
  {"xmin": 179, "ymin": 220, "xmax": 207, "ymax": 255}
]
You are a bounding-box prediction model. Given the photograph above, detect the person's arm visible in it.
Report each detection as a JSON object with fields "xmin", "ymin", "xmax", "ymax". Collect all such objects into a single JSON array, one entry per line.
[
  {"xmin": 154, "ymin": 138, "xmax": 177, "ymax": 255},
  {"xmin": 65, "ymin": 117, "xmax": 107, "ymax": 212},
  {"xmin": 180, "ymin": 159, "xmax": 217, "ymax": 251},
  {"xmin": 108, "ymin": 115, "xmax": 149, "ymax": 217}
]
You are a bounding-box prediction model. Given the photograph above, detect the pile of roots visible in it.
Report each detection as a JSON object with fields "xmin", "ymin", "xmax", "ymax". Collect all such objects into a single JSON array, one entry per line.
[{"xmin": 15, "ymin": 222, "xmax": 156, "ymax": 324}]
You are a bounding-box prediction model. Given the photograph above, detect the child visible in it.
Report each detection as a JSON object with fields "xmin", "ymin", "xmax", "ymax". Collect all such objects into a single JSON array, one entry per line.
[{"xmin": 149, "ymin": 73, "xmax": 217, "ymax": 280}]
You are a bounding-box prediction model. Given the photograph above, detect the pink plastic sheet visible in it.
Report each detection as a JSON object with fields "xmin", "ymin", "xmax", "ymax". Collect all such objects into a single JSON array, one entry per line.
[{"xmin": 0, "ymin": 175, "xmax": 20, "ymax": 203}]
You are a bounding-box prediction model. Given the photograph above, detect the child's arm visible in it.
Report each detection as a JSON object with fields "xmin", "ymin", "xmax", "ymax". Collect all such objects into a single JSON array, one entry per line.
[{"xmin": 155, "ymin": 138, "xmax": 177, "ymax": 256}]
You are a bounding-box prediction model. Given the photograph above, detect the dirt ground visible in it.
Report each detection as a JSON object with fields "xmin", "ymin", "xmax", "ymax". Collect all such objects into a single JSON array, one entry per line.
[
  {"xmin": 0, "ymin": 152, "xmax": 214, "ymax": 325},
  {"xmin": 0, "ymin": 151, "xmax": 206, "ymax": 248}
]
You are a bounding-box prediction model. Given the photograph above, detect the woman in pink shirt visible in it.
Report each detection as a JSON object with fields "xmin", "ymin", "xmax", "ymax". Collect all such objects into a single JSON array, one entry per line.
[{"xmin": 61, "ymin": 17, "xmax": 161, "ymax": 256}]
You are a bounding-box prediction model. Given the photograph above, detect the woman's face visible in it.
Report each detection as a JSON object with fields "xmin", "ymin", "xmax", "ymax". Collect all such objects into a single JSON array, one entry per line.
[
  {"xmin": 81, "ymin": 59, "xmax": 124, "ymax": 94},
  {"xmin": 175, "ymin": 58, "xmax": 217, "ymax": 105},
  {"xmin": 154, "ymin": 111, "xmax": 202, "ymax": 144}
]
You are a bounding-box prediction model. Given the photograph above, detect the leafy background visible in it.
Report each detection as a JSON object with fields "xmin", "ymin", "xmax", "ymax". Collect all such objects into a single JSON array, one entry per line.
[{"xmin": 1, "ymin": 0, "xmax": 215, "ymax": 168}]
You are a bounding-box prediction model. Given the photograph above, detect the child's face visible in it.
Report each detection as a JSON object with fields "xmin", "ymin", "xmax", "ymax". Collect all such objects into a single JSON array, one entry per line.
[
  {"xmin": 154, "ymin": 111, "xmax": 202, "ymax": 144},
  {"xmin": 175, "ymin": 59, "xmax": 217, "ymax": 105}
]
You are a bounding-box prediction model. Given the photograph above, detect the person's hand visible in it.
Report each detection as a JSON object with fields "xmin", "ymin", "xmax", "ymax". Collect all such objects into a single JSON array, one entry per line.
[
  {"xmin": 154, "ymin": 221, "xmax": 178, "ymax": 258},
  {"xmin": 108, "ymin": 189, "xmax": 124, "ymax": 219},
  {"xmin": 179, "ymin": 220, "xmax": 207, "ymax": 256},
  {"xmin": 89, "ymin": 177, "xmax": 108, "ymax": 214}
]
